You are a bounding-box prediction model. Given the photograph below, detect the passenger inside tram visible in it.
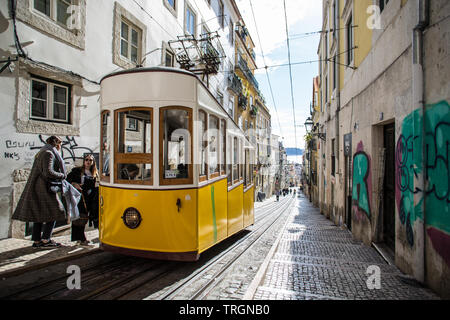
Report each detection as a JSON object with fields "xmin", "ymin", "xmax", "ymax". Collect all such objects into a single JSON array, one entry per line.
[{"xmin": 120, "ymin": 163, "xmax": 140, "ymax": 180}]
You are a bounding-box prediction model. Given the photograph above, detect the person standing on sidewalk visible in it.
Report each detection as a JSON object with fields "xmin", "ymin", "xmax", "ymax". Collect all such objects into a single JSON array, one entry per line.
[
  {"xmin": 67, "ymin": 154, "xmax": 99, "ymax": 245},
  {"xmin": 12, "ymin": 136, "xmax": 67, "ymax": 248}
]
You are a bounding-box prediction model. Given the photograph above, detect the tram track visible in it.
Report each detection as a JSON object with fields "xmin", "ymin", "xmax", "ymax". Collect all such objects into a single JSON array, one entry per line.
[
  {"xmin": 0, "ymin": 196, "xmax": 295, "ymax": 300},
  {"xmin": 158, "ymin": 195, "xmax": 295, "ymax": 300}
]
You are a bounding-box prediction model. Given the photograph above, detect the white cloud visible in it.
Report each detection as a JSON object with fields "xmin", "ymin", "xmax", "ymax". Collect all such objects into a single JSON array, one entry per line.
[{"xmin": 236, "ymin": 0, "xmax": 321, "ymax": 58}]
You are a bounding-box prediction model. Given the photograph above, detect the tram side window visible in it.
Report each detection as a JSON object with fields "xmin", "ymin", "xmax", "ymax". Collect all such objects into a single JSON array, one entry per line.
[
  {"xmin": 250, "ymin": 151, "xmax": 254, "ymax": 184},
  {"xmin": 209, "ymin": 115, "xmax": 219, "ymax": 178},
  {"xmin": 227, "ymin": 135, "xmax": 232, "ymax": 185},
  {"xmin": 160, "ymin": 107, "xmax": 192, "ymax": 184},
  {"xmin": 220, "ymin": 119, "xmax": 226, "ymax": 175},
  {"xmin": 239, "ymin": 138, "xmax": 243, "ymax": 180},
  {"xmin": 101, "ymin": 111, "xmax": 111, "ymax": 182},
  {"xmin": 198, "ymin": 110, "xmax": 207, "ymax": 181},
  {"xmin": 244, "ymin": 149, "xmax": 250, "ymax": 187},
  {"xmin": 233, "ymin": 137, "xmax": 238, "ymax": 183},
  {"xmin": 116, "ymin": 108, "xmax": 152, "ymax": 184}
]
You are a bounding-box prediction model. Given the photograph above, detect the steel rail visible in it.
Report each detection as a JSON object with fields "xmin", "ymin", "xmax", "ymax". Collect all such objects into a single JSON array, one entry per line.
[{"xmin": 158, "ymin": 196, "xmax": 295, "ymax": 300}]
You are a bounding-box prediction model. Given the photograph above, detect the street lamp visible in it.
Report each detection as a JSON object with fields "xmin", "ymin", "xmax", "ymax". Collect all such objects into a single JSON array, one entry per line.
[
  {"xmin": 304, "ymin": 117, "xmax": 314, "ymax": 133},
  {"xmin": 303, "ymin": 117, "xmax": 314, "ymax": 203},
  {"xmin": 304, "ymin": 117, "xmax": 326, "ymax": 141}
]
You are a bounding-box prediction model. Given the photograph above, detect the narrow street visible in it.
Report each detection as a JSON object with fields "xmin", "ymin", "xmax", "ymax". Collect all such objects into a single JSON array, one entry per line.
[
  {"xmin": 0, "ymin": 193, "xmax": 439, "ymax": 301},
  {"xmin": 247, "ymin": 194, "xmax": 440, "ymax": 300}
]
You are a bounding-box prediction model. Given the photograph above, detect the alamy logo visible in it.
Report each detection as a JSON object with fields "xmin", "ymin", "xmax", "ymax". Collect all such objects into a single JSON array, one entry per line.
[
  {"xmin": 66, "ymin": 5, "xmax": 82, "ymax": 30},
  {"xmin": 366, "ymin": 265, "xmax": 381, "ymax": 290},
  {"xmin": 66, "ymin": 265, "xmax": 81, "ymax": 290},
  {"xmin": 366, "ymin": 5, "xmax": 382, "ymax": 30}
]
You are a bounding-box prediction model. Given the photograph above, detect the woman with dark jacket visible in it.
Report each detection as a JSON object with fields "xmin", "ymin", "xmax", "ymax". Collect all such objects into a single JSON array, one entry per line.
[
  {"xmin": 67, "ymin": 154, "xmax": 99, "ymax": 245},
  {"xmin": 12, "ymin": 136, "xmax": 66, "ymax": 248}
]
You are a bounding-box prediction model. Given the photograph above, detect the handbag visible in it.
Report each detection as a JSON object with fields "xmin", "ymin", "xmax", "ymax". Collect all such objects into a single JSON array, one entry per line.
[{"xmin": 47, "ymin": 180, "xmax": 63, "ymax": 193}]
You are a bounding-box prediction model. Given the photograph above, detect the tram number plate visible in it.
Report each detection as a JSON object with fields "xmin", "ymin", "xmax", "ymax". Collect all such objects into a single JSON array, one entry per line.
[{"xmin": 165, "ymin": 170, "xmax": 178, "ymax": 178}]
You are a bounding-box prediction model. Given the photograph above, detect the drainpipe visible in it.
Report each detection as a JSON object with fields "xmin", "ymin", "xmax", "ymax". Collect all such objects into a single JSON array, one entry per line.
[
  {"xmin": 412, "ymin": 0, "xmax": 428, "ymax": 284},
  {"xmin": 335, "ymin": 0, "xmax": 341, "ymax": 224}
]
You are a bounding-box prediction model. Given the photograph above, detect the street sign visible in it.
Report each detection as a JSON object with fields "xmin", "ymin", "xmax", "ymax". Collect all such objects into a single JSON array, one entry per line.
[{"xmin": 344, "ymin": 133, "xmax": 352, "ymax": 156}]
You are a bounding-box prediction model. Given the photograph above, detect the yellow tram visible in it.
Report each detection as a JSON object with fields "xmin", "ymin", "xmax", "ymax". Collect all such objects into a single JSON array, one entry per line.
[{"xmin": 98, "ymin": 67, "xmax": 255, "ymax": 261}]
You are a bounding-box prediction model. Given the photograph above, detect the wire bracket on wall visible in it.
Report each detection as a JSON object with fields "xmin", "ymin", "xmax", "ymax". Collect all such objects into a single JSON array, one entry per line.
[
  {"xmin": 168, "ymin": 31, "xmax": 222, "ymax": 78},
  {"xmin": 0, "ymin": 57, "xmax": 18, "ymax": 74}
]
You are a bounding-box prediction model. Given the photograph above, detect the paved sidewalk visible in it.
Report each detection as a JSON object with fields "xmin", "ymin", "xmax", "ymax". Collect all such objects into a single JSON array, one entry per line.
[
  {"xmin": 0, "ymin": 229, "xmax": 99, "ymax": 278},
  {"xmin": 245, "ymin": 194, "xmax": 440, "ymax": 300}
]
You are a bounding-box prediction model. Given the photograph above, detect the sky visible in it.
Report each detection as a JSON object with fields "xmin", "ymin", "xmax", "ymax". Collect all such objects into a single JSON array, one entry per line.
[{"xmin": 235, "ymin": 0, "xmax": 323, "ymax": 162}]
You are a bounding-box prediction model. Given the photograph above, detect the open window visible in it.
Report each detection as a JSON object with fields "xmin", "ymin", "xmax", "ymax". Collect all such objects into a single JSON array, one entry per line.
[
  {"xmin": 114, "ymin": 107, "xmax": 153, "ymax": 185},
  {"xmin": 160, "ymin": 107, "xmax": 193, "ymax": 185}
]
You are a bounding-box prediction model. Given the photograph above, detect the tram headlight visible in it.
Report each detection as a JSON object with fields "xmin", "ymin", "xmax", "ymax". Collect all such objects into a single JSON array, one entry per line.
[{"xmin": 121, "ymin": 207, "xmax": 142, "ymax": 229}]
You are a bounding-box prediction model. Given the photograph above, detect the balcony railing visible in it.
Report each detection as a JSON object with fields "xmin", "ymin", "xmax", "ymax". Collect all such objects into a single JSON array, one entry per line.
[
  {"xmin": 227, "ymin": 72, "xmax": 243, "ymax": 96},
  {"xmin": 237, "ymin": 54, "xmax": 259, "ymax": 89},
  {"xmin": 238, "ymin": 94, "xmax": 248, "ymax": 110},
  {"xmin": 250, "ymin": 105, "xmax": 258, "ymax": 117}
]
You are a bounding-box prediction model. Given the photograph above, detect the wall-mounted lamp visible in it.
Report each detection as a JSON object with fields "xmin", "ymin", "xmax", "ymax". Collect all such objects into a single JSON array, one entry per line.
[{"xmin": 304, "ymin": 117, "xmax": 326, "ymax": 141}]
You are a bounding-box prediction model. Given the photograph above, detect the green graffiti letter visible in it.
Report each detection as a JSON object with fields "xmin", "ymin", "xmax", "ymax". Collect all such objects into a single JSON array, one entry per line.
[{"xmin": 352, "ymin": 152, "xmax": 370, "ymax": 217}]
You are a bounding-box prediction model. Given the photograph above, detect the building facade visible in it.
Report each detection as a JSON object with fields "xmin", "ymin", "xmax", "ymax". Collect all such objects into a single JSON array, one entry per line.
[
  {"xmin": 315, "ymin": 0, "xmax": 450, "ymax": 297},
  {"xmin": 0, "ymin": 0, "xmax": 272, "ymax": 239}
]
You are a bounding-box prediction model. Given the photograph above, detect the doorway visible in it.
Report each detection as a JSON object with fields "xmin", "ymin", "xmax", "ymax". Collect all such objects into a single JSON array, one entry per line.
[
  {"xmin": 383, "ymin": 123, "xmax": 395, "ymax": 250},
  {"xmin": 344, "ymin": 133, "xmax": 352, "ymax": 231}
]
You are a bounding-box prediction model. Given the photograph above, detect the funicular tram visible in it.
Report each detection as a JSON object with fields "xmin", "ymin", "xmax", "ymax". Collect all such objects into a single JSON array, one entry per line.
[{"xmin": 98, "ymin": 67, "xmax": 255, "ymax": 261}]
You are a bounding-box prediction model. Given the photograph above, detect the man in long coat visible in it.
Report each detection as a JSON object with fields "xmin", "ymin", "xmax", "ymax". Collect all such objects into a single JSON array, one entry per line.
[{"xmin": 12, "ymin": 136, "xmax": 67, "ymax": 247}]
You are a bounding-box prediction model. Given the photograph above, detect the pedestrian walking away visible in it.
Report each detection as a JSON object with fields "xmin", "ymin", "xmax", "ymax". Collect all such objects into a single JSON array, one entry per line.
[
  {"xmin": 11, "ymin": 136, "xmax": 67, "ymax": 248},
  {"xmin": 67, "ymin": 154, "xmax": 99, "ymax": 245}
]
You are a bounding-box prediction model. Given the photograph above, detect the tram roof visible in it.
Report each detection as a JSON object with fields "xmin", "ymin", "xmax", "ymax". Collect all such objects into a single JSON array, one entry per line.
[{"xmin": 100, "ymin": 66, "xmax": 198, "ymax": 83}]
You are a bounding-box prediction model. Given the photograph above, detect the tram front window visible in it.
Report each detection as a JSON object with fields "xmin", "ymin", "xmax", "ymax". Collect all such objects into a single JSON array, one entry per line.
[
  {"xmin": 160, "ymin": 107, "xmax": 192, "ymax": 184},
  {"xmin": 115, "ymin": 108, "xmax": 153, "ymax": 184}
]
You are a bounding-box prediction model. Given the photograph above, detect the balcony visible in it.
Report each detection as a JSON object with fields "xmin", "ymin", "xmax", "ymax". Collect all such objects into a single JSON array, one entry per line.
[
  {"xmin": 236, "ymin": 54, "xmax": 259, "ymax": 90},
  {"xmin": 238, "ymin": 94, "xmax": 248, "ymax": 110},
  {"xmin": 227, "ymin": 72, "xmax": 243, "ymax": 96},
  {"xmin": 250, "ymin": 105, "xmax": 258, "ymax": 118}
]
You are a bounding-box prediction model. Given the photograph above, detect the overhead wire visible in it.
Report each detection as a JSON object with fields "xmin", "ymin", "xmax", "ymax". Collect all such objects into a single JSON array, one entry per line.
[
  {"xmin": 282, "ymin": 0, "xmax": 299, "ymax": 159},
  {"xmin": 248, "ymin": 0, "xmax": 283, "ymax": 139}
]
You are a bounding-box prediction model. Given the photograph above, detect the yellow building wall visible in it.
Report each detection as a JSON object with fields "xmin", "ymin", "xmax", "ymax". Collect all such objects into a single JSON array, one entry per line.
[
  {"xmin": 354, "ymin": 0, "xmax": 373, "ymax": 68},
  {"xmin": 337, "ymin": 0, "xmax": 373, "ymax": 92}
]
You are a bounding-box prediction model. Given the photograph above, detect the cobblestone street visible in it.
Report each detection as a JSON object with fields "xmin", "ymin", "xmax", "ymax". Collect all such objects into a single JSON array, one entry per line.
[{"xmin": 247, "ymin": 194, "xmax": 440, "ymax": 300}]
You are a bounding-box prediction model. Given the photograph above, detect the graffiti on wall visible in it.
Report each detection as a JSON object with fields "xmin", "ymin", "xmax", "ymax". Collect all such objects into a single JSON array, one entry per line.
[
  {"xmin": 4, "ymin": 135, "xmax": 94, "ymax": 164},
  {"xmin": 396, "ymin": 100, "xmax": 450, "ymax": 266},
  {"xmin": 352, "ymin": 141, "xmax": 372, "ymax": 220}
]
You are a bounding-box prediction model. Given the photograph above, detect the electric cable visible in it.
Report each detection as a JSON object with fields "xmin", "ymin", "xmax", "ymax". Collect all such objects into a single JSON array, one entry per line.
[
  {"xmin": 248, "ymin": 0, "xmax": 283, "ymax": 139},
  {"xmin": 282, "ymin": 0, "xmax": 299, "ymax": 160}
]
